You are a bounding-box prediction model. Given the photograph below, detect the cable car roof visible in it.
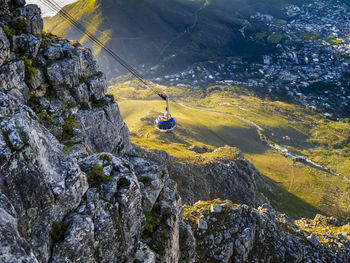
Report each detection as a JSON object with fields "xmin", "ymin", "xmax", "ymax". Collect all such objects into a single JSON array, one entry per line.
[{"xmin": 156, "ymin": 117, "xmax": 175, "ymax": 125}]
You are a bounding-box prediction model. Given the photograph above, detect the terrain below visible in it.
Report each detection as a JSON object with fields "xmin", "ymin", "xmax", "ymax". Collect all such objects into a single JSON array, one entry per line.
[{"xmin": 109, "ymin": 83, "xmax": 350, "ymax": 221}]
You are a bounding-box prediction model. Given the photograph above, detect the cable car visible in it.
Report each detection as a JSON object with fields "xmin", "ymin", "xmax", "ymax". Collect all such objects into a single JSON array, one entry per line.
[
  {"xmin": 155, "ymin": 95, "xmax": 176, "ymax": 132},
  {"xmin": 155, "ymin": 115, "xmax": 176, "ymax": 132}
]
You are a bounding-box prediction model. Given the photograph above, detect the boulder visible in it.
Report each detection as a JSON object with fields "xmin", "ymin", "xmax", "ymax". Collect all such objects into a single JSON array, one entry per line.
[
  {"xmin": 13, "ymin": 33, "xmax": 40, "ymax": 58},
  {"xmin": 46, "ymin": 57, "xmax": 80, "ymax": 88},
  {"xmin": 19, "ymin": 4, "xmax": 43, "ymax": 36},
  {"xmin": 0, "ymin": 60, "xmax": 25, "ymax": 91}
]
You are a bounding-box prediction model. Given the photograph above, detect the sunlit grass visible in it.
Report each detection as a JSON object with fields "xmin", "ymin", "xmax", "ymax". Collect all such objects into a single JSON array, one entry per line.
[{"xmin": 111, "ymin": 83, "xmax": 350, "ymax": 220}]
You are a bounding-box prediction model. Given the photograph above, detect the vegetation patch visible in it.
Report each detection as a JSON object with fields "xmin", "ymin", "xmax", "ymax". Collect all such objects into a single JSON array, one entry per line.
[
  {"xmin": 85, "ymin": 164, "xmax": 112, "ymax": 188},
  {"xmin": 1, "ymin": 129, "xmax": 15, "ymax": 152},
  {"xmin": 57, "ymin": 115, "xmax": 77, "ymax": 142},
  {"xmin": 92, "ymin": 100, "xmax": 105, "ymax": 108},
  {"xmin": 100, "ymin": 153, "xmax": 112, "ymax": 164},
  {"xmin": 2, "ymin": 27, "xmax": 13, "ymax": 39},
  {"xmin": 142, "ymin": 210, "xmax": 167, "ymax": 254},
  {"xmin": 326, "ymin": 38, "xmax": 342, "ymax": 45},
  {"xmin": 11, "ymin": 17, "xmax": 29, "ymax": 30},
  {"xmin": 267, "ymin": 34, "xmax": 283, "ymax": 44},
  {"xmin": 301, "ymin": 32, "xmax": 320, "ymax": 40},
  {"xmin": 17, "ymin": 55, "xmax": 38, "ymax": 84},
  {"xmin": 50, "ymin": 221, "xmax": 68, "ymax": 243},
  {"xmin": 275, "ymin": 19, "xmax": 287, "ymax": 24}
]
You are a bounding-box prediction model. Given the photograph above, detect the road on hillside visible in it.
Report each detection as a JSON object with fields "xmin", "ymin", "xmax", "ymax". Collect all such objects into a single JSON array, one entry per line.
[
  {"xmin": 176, "ymin": 101, "xmax": 349, "ymax": 182},
  {"xmin": 156, "ymin": 1, "xmax": 207, "ymax": 62}
]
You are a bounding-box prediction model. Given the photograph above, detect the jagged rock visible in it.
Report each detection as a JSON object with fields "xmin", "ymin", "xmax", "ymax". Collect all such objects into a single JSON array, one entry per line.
[
  {"xmin": 0, "ymin": 108, "xmax": 88, "ymax": 262},
  {"xmin": 18, "ymin": 4, "xmax": 43, "ymax": 36},
  {"xmin": 135, "ymin": 242, "xmax": 156, "ymax": 263},
  {"xmin": 50, "ymin": 214, "xmax": 95, "ymax": 263},
  {"xmin": 70, "ymin": 82, "xmax": 90, "ymax": 103},
  {"xmin": 136, "ymin": 145, "xmax": 259, "ymax": 207},
  {"xmin": 183, "ymin": 200, "xmax": 350, "ymax": 263},
  {"xmin": 77, "ymin": 97, "xmax": 132, "ymax": 154},
  {"xmin": 0, "ymin": 207, "xmax": 39, "ymax": 263},
  {"xmin": 179, "ymin": 221, "xmax": 196, "ymax": 263},
  {"xmin": 189, "ymin": 144, "xmax": 211, "ymax": 154},
  {"xmin": 43, "ymin": 44, "xmax": 64, "ymax": 60},
  {"xmin": 129, "ymin": 156, "xmax": 169, "ymax": 211},
  {"xmin": 0, "ymin": 27, "xmax": 10, "ymax": 67},
  {"xmin": 0, "ymin": 59, "xmax": 25, "ymax": 91},
  {"xmin": 197, "ymin": 220, "xmax": 208, "ymax": 230},
  {"xmin": 13, "ymin": 33, "xmax": 40, "ymax": 58},
  {"xmin": 46, "ymin": 57, "xmax": 80, "ymax": 88},
  {"xmin": 49, "ymin": 152, "xmax": 177, "ymax": 263},
  {"xmin": 142, "ymin": 179, "xmax": 182, "ymax": 263},
  {"xmin": 86, "ymin": 72, "xmax": 107, "ymax": 101}
]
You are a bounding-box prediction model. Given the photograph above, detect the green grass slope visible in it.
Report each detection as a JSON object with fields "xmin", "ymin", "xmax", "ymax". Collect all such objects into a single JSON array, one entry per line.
[{"xmin": 109, "ymin": 83, "xmax": 350, "ymax": 221}]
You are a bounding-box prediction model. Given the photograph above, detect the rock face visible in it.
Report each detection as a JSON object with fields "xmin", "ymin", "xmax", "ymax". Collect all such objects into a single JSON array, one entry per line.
[
  {"xmin": 0, "ymin": 1, "xmax": 349, "ymax": 263},
  {"xmin": 0, "ymin": 0, "xmax": 180, "ymax": 262},
  {"xmin": 136, "ymin": 145, "xmax": 261, "ymax": 207},
  {"xmin": 182, "ymin": 199, "xmax": 350, "ymax": 263}
]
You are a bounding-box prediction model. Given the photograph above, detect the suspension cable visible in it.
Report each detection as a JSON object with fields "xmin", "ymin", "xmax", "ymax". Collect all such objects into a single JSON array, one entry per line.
[{"xmin": 39, "ymin": 0, "xmax": 167, "ymax": 99}]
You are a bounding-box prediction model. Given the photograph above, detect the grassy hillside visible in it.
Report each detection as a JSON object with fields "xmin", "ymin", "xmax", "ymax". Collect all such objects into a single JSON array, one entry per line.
[
  {"xmin": 108, "ymin": 82, "xmax": 350, "ymax": 221},
  {"xmin": 44, "ymin": 0, "xmax": 307, "ymax": 78}
]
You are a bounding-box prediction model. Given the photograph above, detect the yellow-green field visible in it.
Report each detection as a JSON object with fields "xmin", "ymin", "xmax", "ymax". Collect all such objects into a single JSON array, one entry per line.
[{"xmin": 109, "ymin": 83, "xmax": 350, "ymax": 221}]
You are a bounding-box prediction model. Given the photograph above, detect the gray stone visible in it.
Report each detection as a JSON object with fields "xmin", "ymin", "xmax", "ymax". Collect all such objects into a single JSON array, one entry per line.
[
  {"xmin": 130, "ymin": 157, "xmax": 168, "ymax": 211},
  {"xmin": 13, "ymin": 33, "xmax": 40, "ymax": 58},
  {"xmin": 19, "ymin": 4, "xmax": 43, "ymax": 36},
  {"xmin": 77, "ymin": 99, "xmax": 131, "ymax": 154},
  {"xmin": 0, "ymin": 60, "xmax": 25, "ymax": 91},
  {"xmin": 44, "ymin": 44, "xmax": 64, "ymax": 60},
  {"xmin": 0, "ymin": 27, "xmax": 10, "ymax": 67},
  {"xmin": 86, "ymin": 72, "xmax": 107, "ymax": 101},
  {"xmin": 46, "ymin": 57, "xmax": 80, "ymax": 88},
  {"xmin": 0, "ymin": 110, "xmax": 88, "ymax": 262},
  {"xmin": 0, "ymin": 208, "xmax": 39, "ymax": 263},
  {"xmin": 50, "ymin": 214, "xmax": 95, "ymax": 263},
  {"xmin": 307, "ymin": 234, "xmax": 321, "ymax": 247},
  {"xmin": 70, "ymin": 83, "xmax": 90, "ymax": 103},
  {"xmin": 210, "ymin": 204, "xmax": 222, "ymax": 213},
  {"xmin": 197, "ymin": 219, "xmax": 208, "ymax": 230}
]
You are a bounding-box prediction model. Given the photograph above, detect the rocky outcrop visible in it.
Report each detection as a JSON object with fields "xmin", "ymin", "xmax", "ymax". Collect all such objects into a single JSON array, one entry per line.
[
  {"xmin": 136, "ymin": 145, "xmax": 262, "ymax": 207},
  {"xmin": 182, "ymin": 199, "xmax": 350, "ymax": 263},
  {"xmin": 0, "ymin": 0, "xmax": 180, "ymax": 262}
]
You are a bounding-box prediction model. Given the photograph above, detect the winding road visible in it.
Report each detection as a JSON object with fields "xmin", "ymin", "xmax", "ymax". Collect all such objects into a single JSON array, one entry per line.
[
  {"xmin": 156, "ymin": 1, "xmax": 207, "ymax": 62},
  {"xmin": 176, "ymin": 100, "xmax": 349, "ymax": 181}
]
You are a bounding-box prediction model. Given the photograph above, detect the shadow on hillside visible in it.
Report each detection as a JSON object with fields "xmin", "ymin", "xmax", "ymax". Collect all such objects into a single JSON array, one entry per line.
[
  {"xmin": 180, "ymin": 122, "xmax": 268, "ymax": 154},
  {"xmin": 257, "ymin": 175, "xmax": 324, "ymax": 220}
]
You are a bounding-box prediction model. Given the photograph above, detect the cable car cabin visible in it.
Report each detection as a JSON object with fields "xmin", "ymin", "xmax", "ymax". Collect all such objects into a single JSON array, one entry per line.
[{"xmin": 155, "ymin": 115, "xmax": 176, "ymax": 133}]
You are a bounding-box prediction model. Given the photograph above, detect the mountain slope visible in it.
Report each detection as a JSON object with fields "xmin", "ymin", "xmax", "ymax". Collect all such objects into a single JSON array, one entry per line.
[
  {"xmin": 0, "ymin": 0, "xmax": 349, "ymax": 262},
  {"xmin": 44, "ymin": 0, "xmax": 307, "ymax": 78}
]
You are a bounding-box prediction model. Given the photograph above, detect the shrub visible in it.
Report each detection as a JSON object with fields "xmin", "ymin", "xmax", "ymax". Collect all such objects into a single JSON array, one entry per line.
[
  {"xmin": 85, "ymin": 164, "xmax": 112, "ymax": 188},
  {"xmin": 11, "ymin": 17, "xmax": 29, "ymax": 30},
  {"xmin": 59, "ymin": 115, "xmax": 77, "ymax": 142},
  {"xmin": 2, "ymin": 27, "xmax": 13, "ymax": 39},
  {"xmin": 17, "ymin": 55, "xmax": 38, "ymax": 83}
]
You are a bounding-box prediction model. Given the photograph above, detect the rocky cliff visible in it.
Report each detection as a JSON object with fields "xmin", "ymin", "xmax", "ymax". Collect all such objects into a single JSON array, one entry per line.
[
  {"xmin": 0, "ymin": 0, "xmax": 180, "ymax": 262},
  {"xmin": 0, "ymin": 0, "xmax": 349, "ymax": 263},
  {"xmin": 182, "ymin": 200, "xmax": 350, "ymax": 263},
  {"xmin": 135, "ymin": 145, "xmax": 263, "ymax": 207}
]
